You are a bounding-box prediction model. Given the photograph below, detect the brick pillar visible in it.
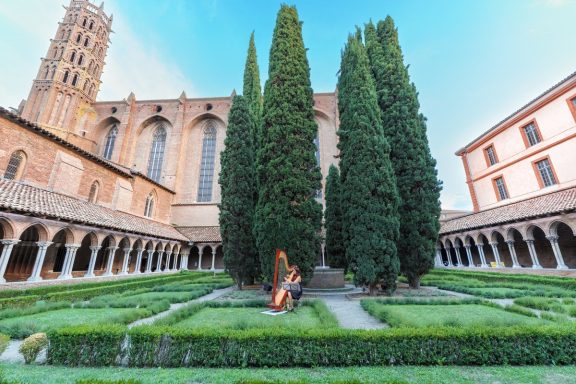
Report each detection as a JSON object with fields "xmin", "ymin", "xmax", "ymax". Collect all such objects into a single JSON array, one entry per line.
[
  {"xmin": 28, "ymin": 241, "xmax": 53, "ymax": 282},
  {"xmin": 85, "ymin": 246, "xmax": 101, "ymax": 277},
  {"xmin": 525, "ymin": 240, "xmax": 542, "ymax": 269},
  {"xmin": 119, "ymin": 247, "xmax": 131, "ymax": 275},
  {"xmin": 0, "ymin": 240, "xmax": 19, "ymax": 283},
  {"xmin": 103, "ymin": 246, "xmax": 118, "ymax": 276},
  {"xmin": 133, "ymin": 248, "xmax": 143, "ymax": 274},
  {"xmin": 546, "ymin": 235, "xmax": 568, "ymax": 270},
  {"xmin": 506, "ymin": 240, "xmax": 520, "ymax": 268}
]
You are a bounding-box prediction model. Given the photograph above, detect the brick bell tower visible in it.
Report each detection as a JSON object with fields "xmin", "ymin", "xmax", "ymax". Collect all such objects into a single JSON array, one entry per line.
[{"xmin": 20, "ymin": 0, "xmax": 112, "ymax": 136}]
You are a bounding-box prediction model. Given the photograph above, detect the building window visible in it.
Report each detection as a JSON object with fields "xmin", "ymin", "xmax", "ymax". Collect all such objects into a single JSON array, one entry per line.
[
  {"xmin": 197, "ymin": 121, "xmax": 217, "ymax": 202},
  {"xmin": 84, "ymin": 37, "xmax": 90, "ymax": 47},
  {"xmin": 147, "ymin": 124, "xmax": 167, "ymax": 182},
  {"xmin": 144, "ymin": 193, "xmax": 155, "ymax": 218},
  {"xmin": 62, "ymin": 71, "xmax": 69, "ymax": 83},
  {"xmin": 89, "ymin": 21, "xmax": 94, "ymax": 30},
  {"xmin": 71, "ymin": 74, "xmax": 78, "ymax": 86},
  {"xmin": 78, "ymin": 54, "xmax": 84, "ymax": 65},
  {"xmin": 4, "ymin": 151, "xmax": 26, "ymax": 180},
  {"xmin": 103, "ymin": 124, "xmax": 118, "ymax": 160},
  {"xmin": 70, "ymin": 51, "xmax": 76, "ymax": 62},
  {"xmin": 523, "ymin": 122, "xmax": 541, "ymax": 147},
  {"xmin": 76, "ymin": 33, "xmax": 82, "ymax": 43},
  {"xmin": 493, "ymin": 177, "xmax": 508, "ymax": 200},
  {"xmin": 314, "ymin": 134, "xmax": 322, "ymax": 199},
  {"xmin": 82, "ymin": 18, "xmax": 87, "ymax": 27},
  {"xmin": 535, "ymin": 158, "xmax": 556, "ymax": 187},
  {"xmin": 88, "ymin": 181, "xmax": 99, "ymax": 203}
]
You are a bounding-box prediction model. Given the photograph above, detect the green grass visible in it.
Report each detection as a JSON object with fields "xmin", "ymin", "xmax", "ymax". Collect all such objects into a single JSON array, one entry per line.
[
  {"xmin": 173, "ymin": 306, "xmax": 322, "ymax": 330},
  {"xmin": 363, "ymin": 302, "xmax": 545, "ymax": 328},
  {"xmin": 0, "ymin": 308, "xmax": 148, "ymax": 338},
  {"xmin": 4, "ymin": 363, "xmax": 576, "ymax": 384}
]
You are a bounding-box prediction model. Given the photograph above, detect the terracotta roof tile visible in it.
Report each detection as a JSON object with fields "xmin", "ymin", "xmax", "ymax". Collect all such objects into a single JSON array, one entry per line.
[
  {"xmin": 0, "ymin": 179, "xmax": 186, "ymax": 241},
  {"xmin": 177, "ymin": 226, "xmax": 221, "ymax": 243},
  {"xmin": 440, "ymin": 187, "xmax": 576, "ymax": 235}
]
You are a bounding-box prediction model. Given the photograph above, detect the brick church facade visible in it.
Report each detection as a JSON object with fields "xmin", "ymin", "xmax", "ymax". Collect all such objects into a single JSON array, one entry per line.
[{"xmin": 0, "ymin": 0, "xmax": 339, "ymax": 283}]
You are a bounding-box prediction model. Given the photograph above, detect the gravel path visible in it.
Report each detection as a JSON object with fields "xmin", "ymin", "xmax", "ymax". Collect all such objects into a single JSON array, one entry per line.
[
  {"xmin": 128, "ymin": 286, "xmax": 236, "ymax": 328},
  {"xmin": 321, "ymin": 296, "xmax": 388, "ymax": 330}
]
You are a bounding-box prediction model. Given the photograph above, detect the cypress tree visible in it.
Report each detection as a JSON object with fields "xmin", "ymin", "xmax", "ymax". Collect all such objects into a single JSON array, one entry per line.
[
  {"xmin": 337, "ymin": 31, "xmax": 400, "ymax": 296},
  {"xmin": 243, "ymin": 32, "xmax": 263, "ymax": 150},
  {"xmin": 324, "ymin": 164, "xmax": 346, "ymax": 271},
  {"xmin": 365, "ymin": 17, "xmax": 442, "ymax": 289},
  {"xmin": 219, "ymin": 95, "xmax": 258, "ymax": 289},
  {"xmin": 255, "ymin": 5, "xmax": 322, "ymax": 282}
]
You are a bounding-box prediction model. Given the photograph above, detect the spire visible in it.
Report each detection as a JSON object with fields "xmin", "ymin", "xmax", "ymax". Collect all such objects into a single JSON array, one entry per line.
[
  {"xmin": 179, "ymin": 91, "xmax": 187, "ymax": 102},
  {"xmin": 230, "ymin": 89, "xmax": 237, "ymax": 98},
  {"xmin": 126, "ymin": 92, "xmax": 136, "ymax": 104}
]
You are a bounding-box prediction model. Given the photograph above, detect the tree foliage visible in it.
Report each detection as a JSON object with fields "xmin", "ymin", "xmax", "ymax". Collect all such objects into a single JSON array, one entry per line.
[
  {"xmin": 324, "ymin": 164, "xmax": 346, "ymax": 271},
  {"xmin": 219, "ymin": 95, "xmax": 259, "ymax": 288},
  {"xmin": 255, "ymin": 5, "xmax": 322, "ymax": 282},
  {"xmin": 365, "ymin": 18, "xmax": 442, "ymax": 288},
  {"xmin": 243, "ymin": 31, "xmax": 263, "ymax": 151},
  {"xmin": 337, "ymin": 31, "xmax": 400, "ymax": 295}
]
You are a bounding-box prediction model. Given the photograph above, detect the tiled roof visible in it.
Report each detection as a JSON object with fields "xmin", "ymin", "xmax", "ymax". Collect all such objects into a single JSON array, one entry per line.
[
  {"xmin": 177, "ymin": 226, "xmax": 221, "ymax": 243},
  {"xmin": 0, "ymin": 179, "xmax": 187, "ymax": 241},
  {"xmin": 440, "ymin": 187, "xmax": 576, "ymax": 235}
]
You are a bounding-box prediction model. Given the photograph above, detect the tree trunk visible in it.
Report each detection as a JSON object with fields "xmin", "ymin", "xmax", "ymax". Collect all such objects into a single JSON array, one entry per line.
[
  {"xmin": 369, "ymin": 284, "xmax": 377, "ymax": 296},
  {"xmin": 409, "ymin": 276, "xmax": 421, "ymax": 289}
]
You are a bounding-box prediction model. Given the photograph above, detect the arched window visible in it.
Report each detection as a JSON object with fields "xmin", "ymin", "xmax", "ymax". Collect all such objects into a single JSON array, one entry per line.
[
  {"xmin": 102, "ymin": 124, "xmax": 118, "ymax": 160},
  {"xmin": 49, "ymin": 67, "xmax": 56, "ymax": 79},
  {"xmin": 78, "ymin": 54, "xmax": 84, "ymax": 65},
  {"xmin": 144, "ymin": 193, "xmax": 155, "ymax": 218},
  {"xmin": 89, "ymin": 21, "xmax": 94, "ymax": 30},
  {"xmin": 76, "ymin": 33, "xmax": 82, "ymax": 43},
  {"xmin": 197, "ymin": 120, "xmax": 217, "ymax": 202},
  {"xmin": 88, "ymin": 181, "xmax": 99, "ymax": 203},
  {"xmin": 88, "ymin": 60, "xmax": 94, "ymax": 72},
  {"xmin": 82, "ymin": 18, "xmax": 87, "ymax": 27},
  {"xmin": 71, "ymin": 73, "xmax": 78, "ymax": 86},
  {"xmin": 89, "ymin": 83, "xmax": 95, "ymax": 97},
  {"xmin": 94, "ymin": 64, "xmax": 100, "ymax": 75},
  {"xmin": 82, "ymin": 80, "xmax": 88, "ymax": 92},
  {"xmin": 70, "ymin": 51, "xmax": 76, "ymax": 62},
  {"xmin": 146, "ymin": 124, "xmax": 167, "ymax": 182},
  {"xmin": 4, "ymin": 151, "xmax": 26, "ymax": 180},
  {"xmin": 62, "ymin": 70, "xmax": 69, "ymax": 83},
  {"xmin": 52, "ymin": 47, "xmax": 58, "ymax": 58},
  {"xmin": 43, "ymin": 66, "xmax": 49, "ymax": 79},
  {"xmin": 84, "ymin": 37, "xmax": 89, "ymax": 47},
  {"xmin": 98, "ymin": 47, "xmax": 103, "ymax": 58}
]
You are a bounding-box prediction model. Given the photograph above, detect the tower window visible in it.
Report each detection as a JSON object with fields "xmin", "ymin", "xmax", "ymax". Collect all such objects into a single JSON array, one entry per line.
[
  {"xmin": 205, "ymin": 103, "xmax": 213, "ymax": 111},
  {"xmin": 70, "ymin": 51, "xmax": 76, "ymax": 62},
  {"xmin": 84, "ymin": 37, "xmax": 90, "ymax": 47},
  {"xmin": 43, "ymin": 66, "xmax": 50, "ymax": 79},
  {"xmin": 89, "ymin": 21, "xmax": 94, "ymax": 30},
  {"xmin": 62, "ymin": 71, "xmax": 69, "ymax": 83},
  {"xmin": 82, "ymin": 18, "xmax": 87, "ymax": 27},
  {"xmin": 147, "ymin": 123, "xmax": 167, "ymax": 182},
  {"xmin": 88, "ymin": 181, "xmax": 99, "ymax": 203},
  {"xmin": 103, "ymin": 124, "xmax": 118, "ymax": 160},
  {"xmin": 78, "ymin": 54, "xmax": 84, "ymax": 65},
  {"xmin": 76, "ymin": 33, "xmax": 82, "ymax": 43},
  {"xmin": 111, "ymin": 107, "xmax": 117, "ymax": 114},
  {"xmin": 197, "ymin": 121, "xmax": 217, "ymax": 202},
  {"xmin": 144, "ymin": 193, "xmax": 155, "ymax": 218},
  {"xmin": 71, "ymin": 74, "xmax": 78, "ymax": 86},
  {"xmin": 156, "ymin": 105, "xmax": 162, "ymax": 113},
  {"xmin": 4, "ymin": 151, "xmax": 26, "ymax": 181}
]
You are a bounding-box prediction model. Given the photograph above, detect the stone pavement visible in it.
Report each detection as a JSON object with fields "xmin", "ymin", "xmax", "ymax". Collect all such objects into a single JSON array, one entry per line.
[{"xmin": 321, "ymin": 295, "xmax": 388, "ymax": 329}]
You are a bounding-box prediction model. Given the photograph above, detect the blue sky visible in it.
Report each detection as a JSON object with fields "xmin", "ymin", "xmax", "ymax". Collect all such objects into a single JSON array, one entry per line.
[{"xmin": 0, "ymin": 0, "xmax": 575, "ymax": 210}]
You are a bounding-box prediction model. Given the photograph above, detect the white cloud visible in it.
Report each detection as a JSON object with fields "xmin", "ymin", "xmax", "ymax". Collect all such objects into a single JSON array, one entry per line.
[{"xmin": 440, "ymin": 191, "xmax": 473, "ymax": 211}]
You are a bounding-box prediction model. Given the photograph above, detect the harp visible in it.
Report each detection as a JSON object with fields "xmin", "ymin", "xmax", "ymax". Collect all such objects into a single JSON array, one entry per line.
[{"xmin": 267, "ymin": 249, "xmax": 300, "ymax": 311}]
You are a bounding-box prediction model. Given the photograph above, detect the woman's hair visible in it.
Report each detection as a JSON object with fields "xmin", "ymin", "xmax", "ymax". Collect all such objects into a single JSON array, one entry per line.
[{"xmin": 291, "ymin": 265, "xmax": 301, "ymax": 275}]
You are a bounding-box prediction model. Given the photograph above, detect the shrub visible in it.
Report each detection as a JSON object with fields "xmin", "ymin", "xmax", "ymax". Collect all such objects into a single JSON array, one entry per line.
[
  {"xmin": 504, "ymin": 305, "xmax": 538, "ymax": 318},
  {"xmin": 19, "ymin": 332, "xmax": 48, "ymax": 364},
  {"xmin": 75, "ymin": 380, "xmax": 141, "ymax": 384},
  {"xmin": 0, "ymin": 333, "xmax": 9, "ymax": 355}
]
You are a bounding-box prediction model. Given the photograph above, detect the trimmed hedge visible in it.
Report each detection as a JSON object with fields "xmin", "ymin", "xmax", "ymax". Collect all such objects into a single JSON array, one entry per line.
[{"xmin": 48, "ymin": 324, "xmax": 576, "ymax": 367}]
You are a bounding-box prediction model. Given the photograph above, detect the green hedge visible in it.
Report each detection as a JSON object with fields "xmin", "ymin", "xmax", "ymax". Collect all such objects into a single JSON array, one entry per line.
[
  {"xmin": 48, "ymin": 324, "xmax": 576, "ymax": 367},
  {"xmin": 76, "ymin": 380, "xmax": 141, "ymax": 384}
]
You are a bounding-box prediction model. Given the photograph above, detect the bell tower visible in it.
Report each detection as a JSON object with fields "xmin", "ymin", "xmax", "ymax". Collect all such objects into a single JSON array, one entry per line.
[{"xmin": 20, "ymin": 0, "xmax": 112, "ymax": 136}]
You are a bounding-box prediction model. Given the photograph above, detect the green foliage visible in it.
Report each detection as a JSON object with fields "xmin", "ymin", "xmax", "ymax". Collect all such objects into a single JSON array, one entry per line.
[
  {"xmin": 220, "ymin": 95, "xmax": 259, "ymax": 288},
  {"xmin": 337, "ymin": 31, "xmax": 400, "ymax": 294},
  {"xmin": 503, "ymin": 304, "xmax": 538, "ymax": 318},
  {"xmin": 75, "ymin": 380, "xmax": 141, "ymax": 384},
  {"xmin": 0, "ymin": 333, "xmax": 9, "ymax": 355},
  {"xmin": 0, "ymin": 301, "xmax": 70, "ymax": 321},
  {"xmin": 48, "ymin": 324, "xmax": 127, "ymax": 366},
  {"xmin": 243, "ymin": 31, "xmax": 263, "ymax": 152},
  {"xmin": 365, "ymin": 18, "xmax": 441, "ymax": 289},
  {"xmin": 255, "ymin": 5, "xmax": 322, "ymax": 282},
  {"xmin": 19, "ymin": 332, "xmax": 48, "ymax": 364},
  {"xmin": 324, "ymin": 165, "xmax": 346, "ymax": 271}
]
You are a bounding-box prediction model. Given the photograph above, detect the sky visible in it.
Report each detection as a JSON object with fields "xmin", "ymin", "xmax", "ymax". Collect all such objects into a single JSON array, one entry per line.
[{"xmin": 0, "ymin": 0, "xmax": 575, "ymax": 211}]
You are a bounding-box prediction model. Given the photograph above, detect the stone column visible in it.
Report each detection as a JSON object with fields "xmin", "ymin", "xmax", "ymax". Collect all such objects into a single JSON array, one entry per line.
[
  {"xmin": 145, "ymin": 250, "xmax": 153, "ymax": 273},
  {"xmin": 103, "ymin": 246, "xmax": 118, "ymax": 276},
  {"xmin": 180, "ymin": 253, "xmax": 189, "ymax": 270},
  {"xmin": 505, "ymin": 240, "xmax": 521, "ymax": 268},
  {"xmin": 454, "ymin": 247, "xmax": 463, "ymax": 266},
  {"xmin": 85, "ymin": 246, "xmax": 101, "ymax": 277},
  {"xmin": 546, "ymin": 235, "xmax": 568, "ymax": 270},
  {"xmin": 445, "ymin": 247, "xmax": 453, "ymax": 267},
  {"xmin": 464, "ymin": 245, "xmax": 474, "ymax": 267},
  {"xmin": 435, "ymin": 248, "xmax": 442, "ymax": 267},
  {"xmin": 489, "ymin": 242, "xmax": 501, "ymax": 267},
  {"xmin": 211, "ymin": 246, "xmax": 216, "ymax": 271},
  {"xmin": 155, "ymin": 251, "xmax": 163, "ymax": 272},
  {"xmin": 525, "ymin": 239, "xmax": 542, "ymax": 269},
  {"xmin": 172, "ymin": 254, "xmax": 179, "ymax": 271},
  {"xmin": 165, "ymin": 252, "xmax": 172, "ymax": 272},
  {"xmin": 28, "ymin": 241, "xmax": 52, "ymax": 282},
  {"xmin": 133, "ymin": 248, "xmax": 143, "ymax": 274},
  {"xmin": 198, "ymin": 246, "xmax": 204, "ymax": 271},
  {"xmin": 119, "ymin": 247, "xmax": 131, "ymax": 275},
  {"xmin": 0, "ymin": 240, "xmax": 20, "ymax": 283},
  {"xmin": 477, "ymin": 244, "xmax": 488, "ymax": 268},
  {"xmin": 59, "ymin": 244, "xmax": 80, "ymax": 280}
]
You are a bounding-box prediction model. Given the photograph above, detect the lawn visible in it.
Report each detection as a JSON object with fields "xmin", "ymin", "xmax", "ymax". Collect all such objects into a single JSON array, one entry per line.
[
  {"xmin": 0, "ymin": 308, "xmax": 148, "ymax": 338},
  {"xmin": 4, "ymin": 363, "xmax": 576, "ymax": 384},
  {"xmin": 173, "ymin": 306, "xmax": 322, "ymax": 330},
  {"xmin": 363, "ymin": 302, "xmax": 545, "ymax": 328}
]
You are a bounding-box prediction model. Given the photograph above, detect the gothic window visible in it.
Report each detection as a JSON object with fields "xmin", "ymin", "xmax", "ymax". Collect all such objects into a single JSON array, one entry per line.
[
  {"xmin": 4, "ymin": 151, "xmax": 26, "ymax": 180},
  {"xmin": 88, "ymin": 181, "xmax": 99, "ymax": 203},
  {"xmin": 83, "ymin": 80, "xmax": 88, "ymax": 92},
  {"xmin": 78, "ymin": 54, "xmax": 84, "ymax": 65},
  {"xmin": 98, "ymin": 47, "xmax": 103, "ymax": 58},
  {"xmin": 76, "ymin": 33, "xmax": 82, "ymax": 43},
  {"xmin": 94, "ymin": 65, "xmax": 100, "ymax": 75},
  {"xmin": 66, "ymin": 30, "xmax": 71, "ymax": 39},
  {"xmin": 89, "ymin": 84, "xmax": 95, "ymax": 97},
  {"xmin": 62, "ymin": 71, "xmax": 69, "ymax": 83},
  {"xmin": 43, "ymin": 66, "xmax": 49, "ymax": 79},
  {"xmin": 84, "ymin": 37, "xmax": 90, "ymax": 47},
  {"xmin": 52, "ymin": 47, "xmax": 58, "ymax": 58},
  {"xmin": 197, "ymin": 121, "xmax": 217, "ymax": 202},
  {"xmin": 146, "ymin": 124, "xmax": 167, "ymax": 182},
  {"xmin": 102, "ymin": 124, "xmax": 118, "ymax": 160},
  {"xmin": 89, "ymin": 21, "xmax": 94, "ymax": 30},
  {"xmin": 49, "ymin": 67, "xmax": 56, "ymax": 79},
  {"xmin": 70, "ymin": 51, "xmax": 76, "ymax": 62},
  {"xmin": 82, "ymin": 17, "xmax": 87, "ymax": 27},
  {"xmin": 71, "ymin": 73, "xmax": 78, "ymax": 86},
  {"xmin": 88, "ymin": 60, "xmax": 94, "ymax": 72},
  {"xmin": 144, "ymin": 193, "xmax": 155, "ymax": 218}
]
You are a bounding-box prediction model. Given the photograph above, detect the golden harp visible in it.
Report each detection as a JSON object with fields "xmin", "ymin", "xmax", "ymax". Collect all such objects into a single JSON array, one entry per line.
[{"xmin": 267, "ymin": 249, "xmax": 299, "ymax": 311}]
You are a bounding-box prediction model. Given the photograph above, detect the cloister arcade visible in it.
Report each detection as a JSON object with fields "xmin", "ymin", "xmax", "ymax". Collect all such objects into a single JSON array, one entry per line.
[
  {"xmin": 0, "ymin": 213, "xmax": 224, "ymax": 284},
  {"xmin": 437, "ymin": 214, "xmax": 576, "ymax": 271}
]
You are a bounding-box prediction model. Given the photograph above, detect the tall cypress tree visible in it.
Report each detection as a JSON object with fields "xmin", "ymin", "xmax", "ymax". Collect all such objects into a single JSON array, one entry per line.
[
  {"xmin": 219, "ymin": 95, "xmax": 258, "ymax": 289},
  {"xmin": 324, "ymin": 164, "xmax": 346, "ymax": 271},
  {"xmin": 337, "ymin": 31, "xmax": 400, "ymax": 296},
  {"xmin": 255, "ymin": 5, "xmax": 322, "ymax": 282},
  {"xmin": 365, "ymin": 17, "xmax": 441, "ymax": 288},
  {"xmin": 243, "ymin": 32, "xmax": 263, "ymax": 151}
]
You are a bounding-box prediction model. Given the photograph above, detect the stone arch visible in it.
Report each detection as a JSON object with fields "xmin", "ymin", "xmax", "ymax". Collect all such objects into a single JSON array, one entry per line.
[
  {"xmin": 215, "ymin": 245, "xmax": 224, "ymax": 269},
  {"xmin": 527, "ymin": 224, "xmax": 556, "ymax": 268},
  {"xmin": 188, "ymin": 245, "xmax": 199, "ymax": 270},
  {"xmin": 552, "ymin": 222, "xmax": 576, "ymax": 269},
  {"xmin": 5, "ymin": 225, "xmax": 42, "ymax": 281},
  {"xmin": 17, "ymin": 222, "xmax": 49, "ymax": 242},
  {"xmin": 508, "ymin": 228, "xmax": 533, "ymax": 268},
  {"xmin": 443, "ymin": 239, "xmax": 458, "ymax": 265},
  {"xmin": 44, "ymin": 228, "xmax": 74, "ymax": 277},
  {"xmin": 465, "ymin": 235, "xmax": 481, "ymax": 266},
  {"xmin": 491, "ymin": 231, "xmax": 512, "ymax": 267},
  {"xmin": 478, "ymin": 233, "xmax": 495, "ymax": 265},
  {"xmin": 201, "ymin": 245, "xmax": 213, "ymax": 270},
  {"xmin": 0, "ymin": 218, "xmax": 16, "ymax": 239},
  {"xmin": 453, "ymin": 237, "xmax": 469, "ymax": 266}
]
